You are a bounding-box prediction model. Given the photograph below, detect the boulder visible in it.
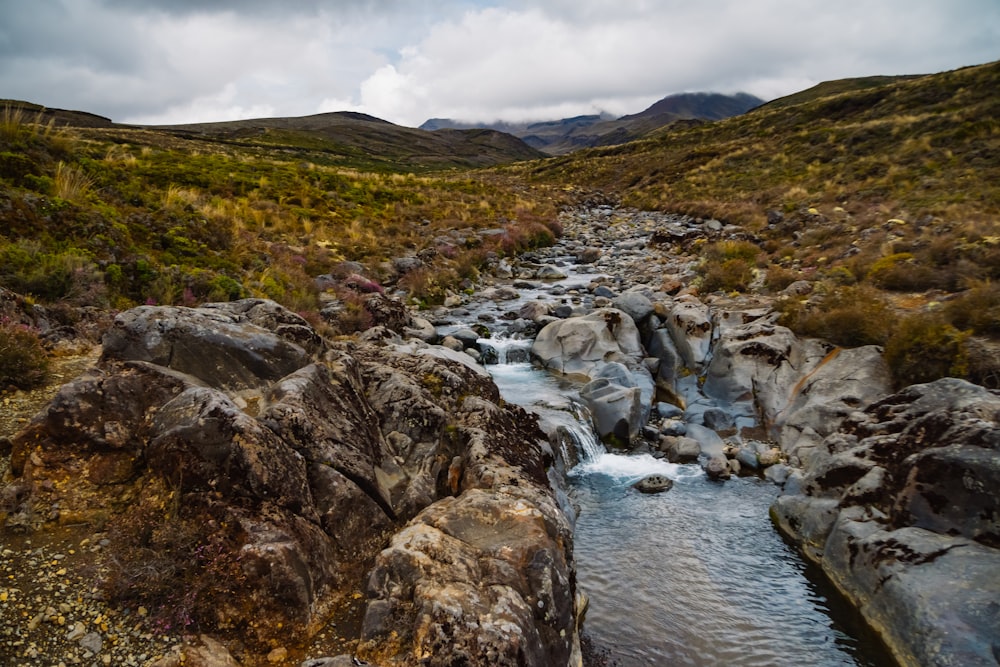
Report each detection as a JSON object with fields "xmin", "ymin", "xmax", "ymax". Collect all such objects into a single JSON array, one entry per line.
[
  {"xmin": 704, "ymin": 455, "xmax": 731, "ymax": 480},
  {"xmin": 4, "ymin": 302, "xmax": 580, "ymax": 661},
  {"xmin": 772, "ymin": 378, "xmax": 1000, "ymax": 665},
  {"xmin": 357, "ymin": 486, "xmax": 577, "ymax": 667},
  {"xmin": 580, "ymin": 377, "xmax": 643, "ymax": 444},
  {"xmin": 531, "ymin": 308, "xmax": 644, "ymax": 379},
  {"xmin": 102, "ymin": 303, "xmax": 311, "ymax": 390},
  {"xmin": 665, "ymin": 297, "xmax": 713, "ymax": 369},
  {"xmin": 658, "ymin": 435, "xmax": 701, "ymax": 463},
  {"xmin": 611, "ymin": 291, "xmax": 654, "ymax": 326}
]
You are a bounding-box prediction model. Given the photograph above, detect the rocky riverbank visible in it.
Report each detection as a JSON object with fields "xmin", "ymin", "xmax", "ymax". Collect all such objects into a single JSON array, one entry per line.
[
  {"xmin": 2, "ymin": 201, "xmax": 998, "ymax": 665},
  {"xmin": 413, "ymin": 202, "xmax": 999, "ymax": 666}
]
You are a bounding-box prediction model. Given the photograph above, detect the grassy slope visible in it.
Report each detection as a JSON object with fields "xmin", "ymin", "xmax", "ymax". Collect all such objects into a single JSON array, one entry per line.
[
  {"xmin": 512, "ymin": 60, "xmax": 1000, "ymax": 385},
  {"xmin": 0, "ymin": 104, "xmax": 563, "ymax": 321}
]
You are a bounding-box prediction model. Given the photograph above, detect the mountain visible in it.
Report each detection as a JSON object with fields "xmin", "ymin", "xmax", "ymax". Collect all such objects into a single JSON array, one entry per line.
[
  {"xmin": 0, "ymin": 102, "xmax": 544, "ymax": 170},
  {"xmin": 421, "ymin": 92, "xmax": 764, "ymax": 155}
]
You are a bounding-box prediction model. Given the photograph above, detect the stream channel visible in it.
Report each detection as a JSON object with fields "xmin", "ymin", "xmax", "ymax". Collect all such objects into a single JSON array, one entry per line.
[{"xmin": 438, "ymin": 261, "xmax": 887, "ymax": 666}]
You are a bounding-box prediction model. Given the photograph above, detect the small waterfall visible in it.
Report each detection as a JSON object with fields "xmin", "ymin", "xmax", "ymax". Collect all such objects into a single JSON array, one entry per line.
[{"xmin": 479, "ymin": 335, "xmax": 532, "ymax": 366}]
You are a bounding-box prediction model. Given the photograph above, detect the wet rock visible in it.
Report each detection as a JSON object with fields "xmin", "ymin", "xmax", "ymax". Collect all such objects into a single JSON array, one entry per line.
[
  {"xmin": 580, "ymin": 377, "xmax": 643, "ymax": 444},
  {"xmin": 633, "ymin": 474, "xmax": 673, "ymax": 493},
  {"xmin": 659, "ymin": 435, "xmax": 700, "ymax": 463},
  {"xmin": 704, "ymin": 455, "xmax": 731, "ymax": 480}
]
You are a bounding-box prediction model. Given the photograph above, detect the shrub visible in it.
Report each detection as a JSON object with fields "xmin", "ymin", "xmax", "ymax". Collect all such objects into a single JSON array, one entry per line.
[
  {"xmin": 697, "ymin": 239, "xmax": 761, "ymax": 293},
  {"xmin": 866, "ymin": 252, "xmax": 940, "ymax": 291},
  {"xmin": 0, "ymin": 323, "xmax": 50, "ymax": 390},
  {"xmin": 943, "ymin": 282, "xmax": 1000, "ymax": 336},
  {"xmin": 700, "ymin": 258, "xmax": 755, "ymax": 293},
  {"xmin": 776, "ymin": 285, "xmax": 897, "ymax": 347},
  {"xmin": 763, "ymin": 264, "xmax": 800, "ymax": 292},
  {"xmin": 100, "ymin": 496, "xmax": 248, "ymax": 635},
  {"xmin": 884, "ymin": 315, "xmax": 969, "ymax": 387}
]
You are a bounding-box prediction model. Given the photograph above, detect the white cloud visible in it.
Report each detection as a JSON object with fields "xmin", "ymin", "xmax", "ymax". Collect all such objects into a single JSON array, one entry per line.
[{"xmin": 0, "ymin": 0, "xmax": 997, "ymax": 127}]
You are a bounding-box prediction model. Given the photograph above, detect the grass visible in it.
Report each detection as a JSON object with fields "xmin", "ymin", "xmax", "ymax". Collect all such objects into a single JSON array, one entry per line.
[{"xmin": 0, "ymin": 104, "xmax": 566, "ymax": 315}]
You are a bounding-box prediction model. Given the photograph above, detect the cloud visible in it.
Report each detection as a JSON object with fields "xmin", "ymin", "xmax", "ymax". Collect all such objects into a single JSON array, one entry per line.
[
  {"xmin": 339, "ymin": 0, "xmax": 1000, "ymax": 125},
  {"xmin": 0, "ymin": 0, "xmax": 997, "ymax": 126}
]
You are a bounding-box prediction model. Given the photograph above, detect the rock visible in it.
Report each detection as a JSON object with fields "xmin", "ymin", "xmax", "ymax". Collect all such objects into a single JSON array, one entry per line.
[
  {"xmin": 300, "ymin": 658, "xmax": 357, "ymax": 667},
  {"xmin": 440, "ymin": 335, "xmax": 464, "ymax": 352},
  {"xmin": 580, "ymin": 377, "xmax": 643, "ymax": 444},
  {"xmin": 267, "ymin": 647, "xmax": 288, "ymax": 663},
  {"xmin": 403, "ymin": 316, "xmax": 437, "ymax": 343},
  {"xmin": 734, "ymin": 446, "xmax": 759, "ymax": 471},
  {"xmin": 576, "ymin": 247, "xmax": 601, "ymax": 264},
  {"xmin": 531, "ymin": 308, "xmax": 645, "ymax": 379},
  {"xmin": 611, "ymin": 292, "xmax": 654, "ymax": 326},
  {"xmin": 704, "ymin": 455, "xmax": 731, "ymax": 480},
  {"xmin": 357, "ymin": 487, "xmax": 576, "ymax": 667},
  {"xmin": 702, "ymin": 407, "xmax": 734, "ymax": 431},
  {"xmin": 772, "ymin": 378, "xmax": 1000, "ymax": 665},
  {"xmin": 392, "ymin": 256, "xmax": 423, "ymax": 275},
  {"xmin": 450, "ymin": 327, "xmax": 482, "ymax": 349},
  {"xmin": 647, "ymin": 329, "xmax": 682, "ymax": 399},
  {"xmin": 79, "ymin": 631, "xmax": 103, "ymax": 654},
  {"xmin": 537, "ymin": 264, "xmax": 567, "ymax": 280},
  {"xmin": 777, "ymin": 346, "xmax": 893, "ymax": 455},
  {"xmin": 518, "ymin": 300, "xmax": 552, "ymax": 322},
  {"xmin": 633, "ymin": 474, "xmax": 674, "ymax": 493},
  {"xmin": 665, "ymin": 297, "xmax": 713, "ymax": 369},
  {"xmin": 102, "ymin": 303, "xmax": 312, "ymax": 390},
  {"xmin": 659, "ymin": 435, "xmax": 700, "ymax": 463},
  {"xmin": 4, "ymin": 302, "xmax": 581, "ymax": 657}
]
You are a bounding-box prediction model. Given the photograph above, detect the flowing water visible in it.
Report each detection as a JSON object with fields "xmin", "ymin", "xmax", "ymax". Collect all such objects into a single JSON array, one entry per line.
[{"xmin": 482, "ymin": 339, "xmax": 885, "ymax": 667}]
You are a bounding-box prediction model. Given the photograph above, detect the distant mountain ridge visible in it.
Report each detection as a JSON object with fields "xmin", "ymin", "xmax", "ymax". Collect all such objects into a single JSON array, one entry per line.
[
  {"xmin": 421, "ymin": 92, "xmax": 764, "ymax": 155},
  {"xmin": 0, "ymin": 102, "xmax": 545, "ymax": 170}
]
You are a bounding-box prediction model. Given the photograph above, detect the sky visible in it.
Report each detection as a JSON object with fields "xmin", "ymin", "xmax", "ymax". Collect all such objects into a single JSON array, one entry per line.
[{"xmin": 1, "ymin": 0, "xmax": 997, "ymax": 128}]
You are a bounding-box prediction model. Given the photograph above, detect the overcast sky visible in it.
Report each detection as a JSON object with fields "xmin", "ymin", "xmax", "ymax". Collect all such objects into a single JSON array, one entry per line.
[{"xmin": 1, "ymin": 0, "xmax": 997, "ymax": 128}]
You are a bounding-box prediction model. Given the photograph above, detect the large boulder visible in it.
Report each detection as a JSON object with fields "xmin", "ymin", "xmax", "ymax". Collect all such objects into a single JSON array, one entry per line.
[
  {"xmin": 665, "ymin": 296, "xmax": 713, "ymax": 370},
  {"xmin": 102, "ymin": 303, "xmax": 312, "ymax": 390},
  {"xmin": 772, "ymin": 378, "xmax": 1000, "ymax": 666},
  {"xmin": 531, "ymin": 308, "xmax": 644, "ymax": 379},
  {"xmin": 357, "ymin": 486, "xmax": 578, "ymax": 667}
]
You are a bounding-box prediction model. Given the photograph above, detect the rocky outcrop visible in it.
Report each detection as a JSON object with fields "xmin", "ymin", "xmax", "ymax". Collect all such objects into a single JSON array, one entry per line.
[
  {"xmin": 771, "ymin": 378, "xmax": 1000, "ymax": 666},
  {"xmin": 2, "ymin": 300, "xmax": 579, "ymax": 664}
]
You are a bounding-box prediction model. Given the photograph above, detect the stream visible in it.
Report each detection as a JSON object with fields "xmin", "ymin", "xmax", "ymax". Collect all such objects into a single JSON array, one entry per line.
[
  {"xmin": 433, "ymin": 235, "xmax": 889, "ymax": 665},
  {"xmin": 485, "ymin": 350, "xmax": 879, "ymax": 666}
]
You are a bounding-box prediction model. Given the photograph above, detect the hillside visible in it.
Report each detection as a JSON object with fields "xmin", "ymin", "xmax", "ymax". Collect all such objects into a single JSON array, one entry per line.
[
  {"xmin": 421, "ymin": 92, "xmax": 763, "ymax": 155},
  {"xmin": 516, "ymin": 60, "xmax": 1000, "ymax": 384},
  {"xmin": 0, "ymin": 101, "xmax": 563, "ymax": 357},
  {"xmin": 0, "ymin": 101, "xmax": 544, "ymax": 171}
]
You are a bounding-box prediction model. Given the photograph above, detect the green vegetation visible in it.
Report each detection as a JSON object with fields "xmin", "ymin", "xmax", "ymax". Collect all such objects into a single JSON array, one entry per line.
[
  {"xmin": 2, "ymin": 60, "xmax": 998, "ymax": 390},
  {"xmin": 0, "ymin": 104, "xmax": 564, "ymax": 315},
  {"xmin": 520, "ymin": 61, "xmax": 1000, "ymax": 296}
]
